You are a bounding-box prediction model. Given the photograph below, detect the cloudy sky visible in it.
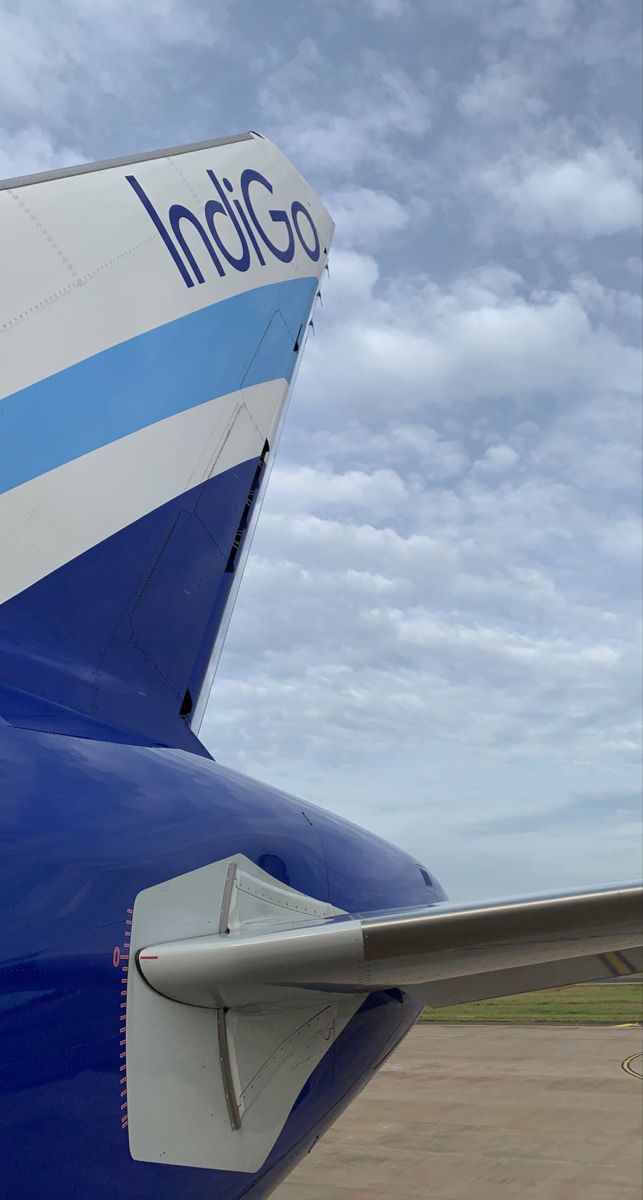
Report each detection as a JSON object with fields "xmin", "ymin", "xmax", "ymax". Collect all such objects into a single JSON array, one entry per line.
[{"xmin": 2, "ymin": 0, "xmax": 641, "ymax": 898}]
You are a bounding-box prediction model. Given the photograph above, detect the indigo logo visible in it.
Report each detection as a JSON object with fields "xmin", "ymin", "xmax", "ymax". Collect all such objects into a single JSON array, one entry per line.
[{"xmin": 127, "ymin": 169, "xmax": 321, "ymax": 289}]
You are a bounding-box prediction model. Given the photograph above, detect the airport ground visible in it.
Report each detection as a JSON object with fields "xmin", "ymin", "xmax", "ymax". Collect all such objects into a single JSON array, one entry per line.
[{"xmin": 273, "ymin": 1024, "xmax": 643, "ymax": 1200}]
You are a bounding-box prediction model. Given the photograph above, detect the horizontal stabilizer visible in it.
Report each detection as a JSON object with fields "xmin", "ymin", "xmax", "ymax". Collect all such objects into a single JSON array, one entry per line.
[
  {"xmin": 410, "ymin": 944, "xmax": 643, "ymax": 1008},
  {"xmin": 129, "ymin": 862, "xmax": 641, "ymax": 1174},
  {"xmin": 138, "ymin": 882, "xmax": 643, "ymax": 1007}
]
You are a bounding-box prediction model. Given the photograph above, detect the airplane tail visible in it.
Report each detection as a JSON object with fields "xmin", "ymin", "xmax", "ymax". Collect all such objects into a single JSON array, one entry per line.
[{"xmin": 0, "ymin": 134, "xmax": 332, "ymax": 751}]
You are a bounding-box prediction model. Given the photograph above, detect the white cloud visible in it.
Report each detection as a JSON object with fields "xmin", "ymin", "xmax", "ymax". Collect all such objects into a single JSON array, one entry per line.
[
  {"xmin": 570, "ymin": 273, "xmax": 642, "ymax": 326},
  {"xmin": 501, "ymin": 0, "xmax": 573, "ymax": 39},
  {"xmin": 325, "ymin": 186, "xmax": 412, "ymax": 248},
  {"xmin": 480, "ymin": 139, "xmax": 642, "ymax": 237},
  {"xmin": 366, "ymin": 0, "xmax": 406, "ymax": 16},
  {"xmin": 259, "ymin": 48, "xmax": 433, "ymax": 175},
  {"xmin": 475, "ymin": 443, "xmax": 519, "ymax": 472},
  {"xmin": 268, "ymin": 465, "xmax": 409, "ymax": 519},
  {"xmin": 456, "ymin": 0, "xmax": 574, "ymax": 42},
  {"xmin": 597, "ymin": 517, "xmax": 643, "ymax": 562},
  {"xmin": 0, "ymin": 126, "xmax": 82, "ymax": 181},
  {"xmin": 301, "ymin": 254, "xmax": 640, "ymax": 423},
  {"xmin": 459, "ymin": 60, "xmax": 548, "ymax": 121},
  {"xmin": 0, "ymin": 0, "xmax": 228, "ymax": 170}
]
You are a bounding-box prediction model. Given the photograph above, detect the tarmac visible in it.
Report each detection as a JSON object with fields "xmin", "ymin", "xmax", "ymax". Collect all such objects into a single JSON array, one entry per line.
[{"xmin": 273, "ymin": 1025, "xmax": 643, "ymax": 1200}]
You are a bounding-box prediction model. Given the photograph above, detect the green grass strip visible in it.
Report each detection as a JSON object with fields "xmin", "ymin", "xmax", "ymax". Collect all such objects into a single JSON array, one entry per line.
[{"xmin": 419, "ymin": 983, "xmax": 643, "ymax": 1024}]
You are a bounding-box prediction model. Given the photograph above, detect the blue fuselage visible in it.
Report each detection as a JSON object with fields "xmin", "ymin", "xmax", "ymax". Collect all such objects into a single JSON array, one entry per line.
[{"xmin": 0, "ymin": 723, "xmax": 443, "ymax": 1199}]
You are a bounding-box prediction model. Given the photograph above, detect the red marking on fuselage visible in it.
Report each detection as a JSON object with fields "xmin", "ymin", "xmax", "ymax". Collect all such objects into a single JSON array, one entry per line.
[{"xmin": 139, "ymin": 955, "xmax": 158, "ymax": 960}]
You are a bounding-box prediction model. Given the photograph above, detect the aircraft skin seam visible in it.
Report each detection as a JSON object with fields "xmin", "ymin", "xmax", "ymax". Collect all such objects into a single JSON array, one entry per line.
[
  {"xmin": 7, "ymin": 188, "xmax": 79, "ymax": 281},
  {"xmin": 242, "ymin": 398, "xmax": 271, "ymax": 447},
  {"xmin": 86, "ymin": 456, "xmax": 264, "ymax": 710},
  {"xmin": 200, "ymin": 408, "xmax": 249, "ymax": 514},
  {"xmin": 166, "ymin": 153, "xmax": 209, "ymax": 209},
  {"xmin": 0, "ymin": 231, "xmax": 162, "ymax": 335}
]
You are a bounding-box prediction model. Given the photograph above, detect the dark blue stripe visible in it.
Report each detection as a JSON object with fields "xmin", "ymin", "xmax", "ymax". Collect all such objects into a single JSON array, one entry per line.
[
  {"xmin": 0, "ymin": 276, "xmax": 316, "ymax": 497},
  {"xmin": 0, "ymin": 459, "xmax": 263, "ymax": 751}
]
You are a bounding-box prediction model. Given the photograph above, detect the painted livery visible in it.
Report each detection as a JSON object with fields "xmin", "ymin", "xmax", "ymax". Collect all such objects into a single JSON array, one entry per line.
[{"xmin": 1, "ymin": 134, "xmax": 641, "ymax": 1200}]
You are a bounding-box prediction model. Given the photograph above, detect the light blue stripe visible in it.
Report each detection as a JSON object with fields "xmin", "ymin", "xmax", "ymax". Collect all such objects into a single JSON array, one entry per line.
[{"xmin": 0, "ymin": 277, "xmax": 317, "ymax": 496}]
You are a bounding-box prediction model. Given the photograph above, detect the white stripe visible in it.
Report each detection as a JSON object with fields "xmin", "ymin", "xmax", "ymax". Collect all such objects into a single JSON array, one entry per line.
[{"xmin": 0, "ymin": 379, "xmax": 286, "ymax": 605}]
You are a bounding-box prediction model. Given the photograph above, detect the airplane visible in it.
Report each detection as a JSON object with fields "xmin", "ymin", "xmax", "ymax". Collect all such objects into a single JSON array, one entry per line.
[{"xmin": 0, "ymin": 132, "xmax": 640, "ymax": 1200}]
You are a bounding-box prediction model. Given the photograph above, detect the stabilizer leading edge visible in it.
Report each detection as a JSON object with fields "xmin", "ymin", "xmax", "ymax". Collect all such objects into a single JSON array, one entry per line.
[{"xmin": 138, "ymin": 881, "xmax": 643, "ymax": 1006}]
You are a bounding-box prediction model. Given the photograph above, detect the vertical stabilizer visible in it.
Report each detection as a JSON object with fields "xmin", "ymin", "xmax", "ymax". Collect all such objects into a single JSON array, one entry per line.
[{"xmin": 0, "ymin": 134, "xmax": 332, "ymax": 750}]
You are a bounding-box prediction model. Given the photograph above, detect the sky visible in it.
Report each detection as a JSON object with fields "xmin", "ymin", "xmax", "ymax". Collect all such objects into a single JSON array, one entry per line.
[{"xmin": 1, "ymin": 0, "xmax": 641, "ymax": 898}]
